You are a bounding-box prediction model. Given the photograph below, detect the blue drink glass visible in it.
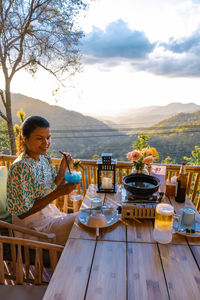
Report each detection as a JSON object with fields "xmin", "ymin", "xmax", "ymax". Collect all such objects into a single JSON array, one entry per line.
[{"xmin": 65, "ymin": 170, "xmax": 82, "ymax": 183}]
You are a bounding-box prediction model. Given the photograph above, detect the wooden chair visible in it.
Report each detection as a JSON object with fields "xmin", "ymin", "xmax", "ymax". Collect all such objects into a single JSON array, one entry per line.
[{"xmin": 0, "ymin": 220, "xmax": 64, "ymax": 299}]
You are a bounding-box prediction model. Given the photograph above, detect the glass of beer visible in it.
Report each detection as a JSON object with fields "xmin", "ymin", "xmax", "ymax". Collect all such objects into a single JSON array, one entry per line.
[{"xmin": 153, "ymin": 203, "xmax": 174, "ymax": 244}]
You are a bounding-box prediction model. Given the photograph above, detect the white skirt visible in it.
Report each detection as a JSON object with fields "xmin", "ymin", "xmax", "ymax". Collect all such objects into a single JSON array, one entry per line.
[{"xmin": 12, "ymin": 204, "xmax": 77, "ymax": 245}]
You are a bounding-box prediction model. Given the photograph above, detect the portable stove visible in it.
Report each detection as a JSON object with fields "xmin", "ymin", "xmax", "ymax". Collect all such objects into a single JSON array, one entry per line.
[{"xmin": 121, "ymin": 187, "xmax": 163, "ymax": 220}]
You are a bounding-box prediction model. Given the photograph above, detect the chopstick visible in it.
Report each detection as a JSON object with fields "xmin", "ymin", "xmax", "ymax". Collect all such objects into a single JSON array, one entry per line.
[
  {"xmin": 58, "ymin": 150, "xmax": 71, "ymax": 174},
  {"xmin": 119, "ymin": 216, "xmax": 142, "ymax": 225}
]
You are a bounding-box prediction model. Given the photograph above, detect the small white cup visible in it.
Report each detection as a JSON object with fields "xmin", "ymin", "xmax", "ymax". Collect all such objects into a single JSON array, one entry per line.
[
  {"xmin": 91, "ymin": 197, "xmax": 103, "ymax": 209},
  {"xmin": 181, "ymin": 207, "xmax": 196, "ymax": 228}
]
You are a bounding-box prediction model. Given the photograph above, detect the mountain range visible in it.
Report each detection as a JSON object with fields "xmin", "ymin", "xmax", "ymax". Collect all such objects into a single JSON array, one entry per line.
[
  {"xmin": 0, "ymin": 93, "xmax": 200, "ymax": 161},
  {"xmin": 99, "ymin": 102, "xmax": 200, "ymax": 128},
  {"xmin": 0, "ymin": 93, "xmax": 109, "ymax": 130},
  {"xmin": 0, "ymin": 93, "xmax": 119, "ymax": 158}
]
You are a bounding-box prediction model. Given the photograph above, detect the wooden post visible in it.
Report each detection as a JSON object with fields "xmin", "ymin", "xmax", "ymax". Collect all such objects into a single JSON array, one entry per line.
[
  {"xmin": 16, "ymin": 244, "xmax": 23, "ymax": 284},
  {"xmin": 0, "ymin": 242, "xmax": 4, "ymax": 284}
]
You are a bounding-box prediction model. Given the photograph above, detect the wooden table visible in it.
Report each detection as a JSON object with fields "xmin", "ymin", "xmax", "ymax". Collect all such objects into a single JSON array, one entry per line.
[{"xmin": 44, "ymin": 185, "xmax": 200, "ymax": 300}]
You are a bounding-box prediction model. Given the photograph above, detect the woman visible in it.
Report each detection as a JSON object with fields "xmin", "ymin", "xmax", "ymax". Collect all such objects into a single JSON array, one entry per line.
[{"xmin": 7, "ymin": 116, "xmax": 78, "ymax": 245}]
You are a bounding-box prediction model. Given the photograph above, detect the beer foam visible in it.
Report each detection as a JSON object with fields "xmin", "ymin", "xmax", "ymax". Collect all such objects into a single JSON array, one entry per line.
[{"xmin": 156, "ymin": 203, "xmax": 174, "ymax": 215}]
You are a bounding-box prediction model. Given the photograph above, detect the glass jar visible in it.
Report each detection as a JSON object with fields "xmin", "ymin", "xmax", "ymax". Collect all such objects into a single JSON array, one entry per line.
[{"xmin": 131, "ymin": 166, "xmax": 149, "ymax": 175}]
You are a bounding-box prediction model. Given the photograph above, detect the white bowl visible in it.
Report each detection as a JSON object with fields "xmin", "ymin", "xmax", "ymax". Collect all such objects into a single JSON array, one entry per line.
[{"xmin": 87, "ymin": 213, "xmax": 107, "ymax": 228}]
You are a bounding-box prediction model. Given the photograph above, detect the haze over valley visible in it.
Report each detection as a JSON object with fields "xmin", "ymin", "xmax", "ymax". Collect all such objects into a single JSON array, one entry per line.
[{"xmin": 0, "ymin": 93, "xmax": 200, "ymax": 164}]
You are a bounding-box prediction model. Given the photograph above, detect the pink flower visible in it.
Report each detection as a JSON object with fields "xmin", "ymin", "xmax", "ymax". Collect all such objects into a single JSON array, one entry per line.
[
  {"xmin": 127, "ymin": 150, "xmax": 141, "ymax": 162},
  {"xmin": 127, "ymin": 152, "xmax": 133, "ymax": 161},
  {"xmin": 141, "ymin": 148, "xmax": 150, "ymax": 155},
  {"xmin": 142, "ymin": 156, "xmax": 154, "ymax": 165}
]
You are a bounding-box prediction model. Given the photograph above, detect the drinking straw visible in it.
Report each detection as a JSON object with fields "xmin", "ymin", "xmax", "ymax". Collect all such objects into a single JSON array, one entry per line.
[{"xmin": 58, "ymin": 150, "xmax": 71, "ymax": 174}]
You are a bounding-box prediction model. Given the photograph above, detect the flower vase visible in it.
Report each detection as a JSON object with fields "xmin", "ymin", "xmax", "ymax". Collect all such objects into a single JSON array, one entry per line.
[{"xmin": 131, "ymin": 167, "xmax": 149, "ymax": 175}]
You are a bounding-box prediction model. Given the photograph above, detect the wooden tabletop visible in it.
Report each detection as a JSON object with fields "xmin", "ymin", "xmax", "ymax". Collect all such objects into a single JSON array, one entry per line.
[{"xmin": 44, "ymin": 185, "xmax": 200, "ymax": 300}]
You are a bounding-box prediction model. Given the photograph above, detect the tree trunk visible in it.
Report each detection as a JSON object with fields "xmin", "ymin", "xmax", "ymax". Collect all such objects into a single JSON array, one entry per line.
[{"xmin": 5, "ymin": 80, "xmax": 16, "ymax": 155}]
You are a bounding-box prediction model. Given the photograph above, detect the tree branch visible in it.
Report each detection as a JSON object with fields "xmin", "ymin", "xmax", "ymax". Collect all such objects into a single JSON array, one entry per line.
[
  {"xmin": 0, "ymin": 109, "xmax": 8, "ymax": 122},
  {"xmin": 4, "ymin": 0, "xmax": 15, "ymax": 20},
  {"xmin": 0, "ymin": 89, "xmax": 6, "ymax": 108},
  {"xmin": 36, "ymin": 61, "xmax": 64, "ymax": 86},
  {"xmin": 9, "ymin": 0, "xmax": 36, "ymax": 80},
  {"xmin": 15, "ymin": 60, "xmax": 33, "ymax": 73}
]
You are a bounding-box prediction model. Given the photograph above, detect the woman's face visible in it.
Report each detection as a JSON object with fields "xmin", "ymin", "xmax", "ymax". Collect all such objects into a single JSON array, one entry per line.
[{"xmin": 23, "ymin": 127, "xmax": 51, "ymax": 160}]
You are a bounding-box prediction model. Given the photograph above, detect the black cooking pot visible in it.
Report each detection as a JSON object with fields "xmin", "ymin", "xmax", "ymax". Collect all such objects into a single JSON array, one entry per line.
[{"xmin": 122, "ymin": 173, "xmax": 161, "ymax": 198}]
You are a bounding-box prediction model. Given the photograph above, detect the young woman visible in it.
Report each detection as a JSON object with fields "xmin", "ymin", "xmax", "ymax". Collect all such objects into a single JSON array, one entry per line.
[{"xmin": 7, "ymin": 116, "xmax": 78, "ymax": 245}]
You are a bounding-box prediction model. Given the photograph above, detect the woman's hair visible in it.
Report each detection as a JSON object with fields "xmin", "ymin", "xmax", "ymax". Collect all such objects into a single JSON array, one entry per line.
[
  {"xmin": 16, "ymin": 116, "xmax": 50, "ymax": 155},
  {"xmin": 22, "ymin": 116, "xmax": 50, "ymax": 138}
]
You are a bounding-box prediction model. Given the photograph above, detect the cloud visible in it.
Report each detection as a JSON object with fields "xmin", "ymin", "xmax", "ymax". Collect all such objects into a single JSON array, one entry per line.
[
  {"xmin": 142, "ymin": 28, "xmax": 200, "ymax": 77},
  {"xmin": 81, "ymin": 20, "xmax": 200, "ymax": 77},
  {"xmin": 191, "ymin": 0, "xmax": 200, "ymax": 3},
  {"xmin": 81, "ymin": 20, "xmax": 156, "ymax": 61},
  {"xmin": 162, "ymin": 29, "xmax": 200, "ymax": 55},
  {"xmin": 133, "ymin": 52, "xmax": 200, "ymax": 77}
]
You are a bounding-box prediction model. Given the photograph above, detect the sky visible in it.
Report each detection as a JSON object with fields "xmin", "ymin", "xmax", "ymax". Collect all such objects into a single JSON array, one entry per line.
[{"xmin": 2, "ymin": 0, "xmax": 200, "ymax": 117}]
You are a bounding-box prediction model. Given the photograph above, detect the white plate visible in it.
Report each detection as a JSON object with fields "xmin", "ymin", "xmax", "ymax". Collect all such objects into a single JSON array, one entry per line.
[
  {"xmin": 173, "ymin": 208, "xmax": 200, "ymax": 237},
  {"xmin": 78, "ymin": 207, "xmax": 119, "ymax": 229}
]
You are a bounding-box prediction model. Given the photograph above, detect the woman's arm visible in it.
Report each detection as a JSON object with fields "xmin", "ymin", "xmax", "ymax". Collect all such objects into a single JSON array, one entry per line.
[{"xmin": 19, "ymin": 182, "xmax": 77, "ymax": 219}]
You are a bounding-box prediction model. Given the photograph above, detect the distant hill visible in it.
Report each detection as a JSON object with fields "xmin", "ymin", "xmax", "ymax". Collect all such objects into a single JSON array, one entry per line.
[
  {"xmin": 0, "ymin": 93, "xmax": 109, "ymax": 129},
  {"xmin": 145, "ymin": 111, "xmax": 200, "ymax": 163},
  {"xmin": 1, "ymin": 94, "xmax": 200, "ymax": 162},
  {"xmin": 99, "ymin": 102, "xmax": 200, "ymax": 128},
  {"xmin": 149, "ymin": 110, "xmax": 200, "ymax": 129},
  {"xmin": 94, "ymin": 110, "xmax": 200, "ymax": 163},
  {"xmin": 0, "ymin": 93, "xmax": 123, "ymax": 158}
]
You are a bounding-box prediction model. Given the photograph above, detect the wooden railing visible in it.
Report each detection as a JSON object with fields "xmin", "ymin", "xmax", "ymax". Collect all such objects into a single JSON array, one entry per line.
[{"xmin": 1, "ymin": 155, "xmax": 200, "ymax": 211}]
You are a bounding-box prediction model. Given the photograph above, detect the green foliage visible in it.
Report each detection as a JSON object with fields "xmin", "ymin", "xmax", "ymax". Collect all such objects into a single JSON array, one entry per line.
[
  {"xmin": 13, "ymin": 124, "xmax": 20, "ymax": 136},
  {"xmin": 133, "ymin": 135, "xmax": 150, "ymax": 150},
  {"xmin": 16, "ymin": 109, "xmax": 26, "ymax": 124},
  {"xmin": 92, "ymin": 154, "xmax": 101, "ymax": 160},
  {"xmin": 0, "ymin": 1, "xmax": 89, "ymax": 153},
  {"xmin": 14, "ymin": 109, "xmax": 27, "ymax": 155},
  {"xmin": 0, "ymin": 0, "xmax": 88, "ymax": 81},
  {"xmin": 0, "ymin": 121, "xmax": 9, "ymax": 154},
  {"xmin": 73, "ymin": 159, "xmax": 84, "ymax": 170},
  {"xmin": 14, "ymin": 108, "xmax": 25, "ymax": 136},
  {"xmin": 143, "ymin": 111, "xmax": 200, "ymax": 164},
  {"xmin": 161, "ymin": 156, "xmax": 176, "ymax": 164},
  {"xmin": 184, "ymin": 146, "xmax": 200, "ymax": 165}
]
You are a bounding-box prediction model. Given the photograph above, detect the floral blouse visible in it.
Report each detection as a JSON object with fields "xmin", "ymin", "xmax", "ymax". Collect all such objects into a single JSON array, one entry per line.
[{"xmin": 7, "ymin": 153, "xmax": 57, "ymax": 216}]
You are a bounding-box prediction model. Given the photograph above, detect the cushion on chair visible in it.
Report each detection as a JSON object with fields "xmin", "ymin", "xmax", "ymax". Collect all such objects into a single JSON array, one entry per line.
[
  {"xmin": 0, "ymin": 166, "xmax": 10, "ymax": 220},
  {"xmin": 0, "ymin": 166, "xmax": 11, "ymax": 237}
]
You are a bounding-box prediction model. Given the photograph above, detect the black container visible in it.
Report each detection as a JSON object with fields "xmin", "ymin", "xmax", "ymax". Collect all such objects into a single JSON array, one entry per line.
[{"xmin": 122, "ymin": 173, "xmax": 161, "ymax": 198}]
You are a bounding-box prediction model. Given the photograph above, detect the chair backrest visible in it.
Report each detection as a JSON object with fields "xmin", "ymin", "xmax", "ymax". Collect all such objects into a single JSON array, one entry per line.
[{"xmin": 0, "ymin": 235, "xmax": 63, "ymax": 285}]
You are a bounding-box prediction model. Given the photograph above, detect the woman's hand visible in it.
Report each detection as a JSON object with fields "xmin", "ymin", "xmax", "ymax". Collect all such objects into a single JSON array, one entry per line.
[
  {"xmin": 55, "ymin": 152, "xmax": 73, "ymax": 186},
  {"xmin": 60, "ymin": 152, "xmax": 73, "ymax": 172},
  {"xmin": 56, "ymin": 182, "xmax": 77, "ymax": 196}
]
